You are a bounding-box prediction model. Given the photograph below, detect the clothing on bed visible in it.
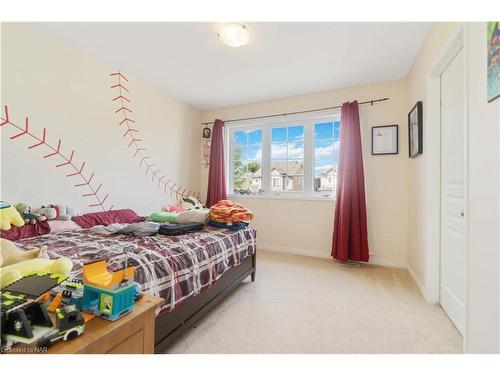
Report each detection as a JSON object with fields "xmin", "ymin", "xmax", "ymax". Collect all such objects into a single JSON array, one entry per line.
[
  {"xmin": 90, "ymin": 222, "xmax": 160, "ymax": 236},
  {"xmin": 158, "ymin": 222, "xmax": 205, "ymax": 236},
  {"xmin": 209, "ymin": 200, "xmax": 254, "ymax": 223},
  {"xmin": 207, "ymin": 220, "xmax": 248, "ymax": 231},
  {"xmin": 15, "ymin": 226, "xmax": 256, "ymax": 314}
]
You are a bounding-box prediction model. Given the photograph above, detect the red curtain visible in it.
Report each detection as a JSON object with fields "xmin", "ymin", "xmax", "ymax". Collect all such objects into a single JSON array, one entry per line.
[
  {"xmin": 206, "ymin": 119, "xmax": 227, "ymax": 207},
  {"xmin": 331, "ymin": 101, "xmax": 369, "ymax": 262}
]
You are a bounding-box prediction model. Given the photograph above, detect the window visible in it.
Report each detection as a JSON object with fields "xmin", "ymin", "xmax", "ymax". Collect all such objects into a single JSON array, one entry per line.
[
  {"xmin": 232, "ymin": 129, "xmax": 262, "ymax": 191},
  {"xmin": 314, "ymin": 121, "xmax": 340, "ymax": 192},
  {"xmin": 271, "ymin": 126, "xmax": 304, "ymax": 192},
  {"xmin": 227, "ymin": 114, "xmax": 340, "ymax": 198}
]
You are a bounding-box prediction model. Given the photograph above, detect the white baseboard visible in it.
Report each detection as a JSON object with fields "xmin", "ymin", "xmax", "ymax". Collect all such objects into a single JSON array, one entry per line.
[
  {"xmin": 259, "ymin": 243, "xmax": 407, "ymax": 269},
  {"xmin": 407, "ymin": 264, "xmax": 426, "ymax": 297}
]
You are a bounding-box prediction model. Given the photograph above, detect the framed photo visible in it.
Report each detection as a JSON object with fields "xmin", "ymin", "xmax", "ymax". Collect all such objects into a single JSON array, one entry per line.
[
  {"xmin": 487, "ymin": 21, "xmax": 500, "ymax": 103},
  {"xmin": 202, "ymin": 126, "xmax": 211, "ymax": 139},
  {"xmin": 371, "ymin": 125, "xmax": 398, "ymax": 155},
  {"xmin": 408, "ymin": 101, "xmax": 423, "ymax": 158}
]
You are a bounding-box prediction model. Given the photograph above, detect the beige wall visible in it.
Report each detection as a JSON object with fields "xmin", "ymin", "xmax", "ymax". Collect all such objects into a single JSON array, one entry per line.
[
  {"xmin": 407, "ymin": 22, "xmax": 500, "ymax": 352},
  {"xmin": 1, "ymin": 23, "xmax": 201, "ymax": 215},
  {"xmin": 201, "ymin": 79, "xmax": 409, "ymax": 267}
]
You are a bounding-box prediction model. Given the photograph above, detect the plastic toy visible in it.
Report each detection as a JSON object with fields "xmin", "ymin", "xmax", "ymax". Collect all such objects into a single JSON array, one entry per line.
[
  {"xmin": 0, "ymin": 201, "xmax": 25, "ymax": 230},
  {"xmin": 1, "ymin": 292, "xmax": 55, "ymax": 349},
  {"xmin": 1, "ymin": 272, "xmax": 69, "ymax": 349},
  {"xmin": 81, "ymin": 259, "xmax": 136, "ymax": 321},
  {"xmin": 36, "ymin": 305, "xmax": 85, "ymax": 348}
]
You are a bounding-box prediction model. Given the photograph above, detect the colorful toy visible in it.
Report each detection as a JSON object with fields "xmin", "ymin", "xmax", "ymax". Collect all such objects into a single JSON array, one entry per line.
[
  {"xmin": 0, "ymin": 201, "xmax": 25, "ymax": 230},
  {"xmin": 81, "ymin": 259, "xmax": 136, "ymax": 321},
  {"xmin": 15, "ymin": 203, "xmax": 46, "ymax": 224},
  {"xmin": 0, "ymin": 239, "xmax": 72, "ymax": 288},
  {"xmin": 36, "ymin": 305, "xmax": 85, "ymax": 348},
  {"xmin": 38, "ymin": 204, "xmax": 79, "ymax": 221},
  {"xmin": 1, "ymin": 272, "xmax": 70, "ymax": 349}
]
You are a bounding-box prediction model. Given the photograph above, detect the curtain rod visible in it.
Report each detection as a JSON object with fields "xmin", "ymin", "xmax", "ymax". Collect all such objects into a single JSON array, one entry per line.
[{"xmin": 201, "ymin": 97, "xmax": 389, "ymax": 126}]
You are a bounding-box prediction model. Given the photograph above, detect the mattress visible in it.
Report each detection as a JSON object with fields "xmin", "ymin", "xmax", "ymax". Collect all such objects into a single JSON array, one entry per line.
[{"xmin": 15, "ymin": 226, "xmax": 256, "ymax": 314}]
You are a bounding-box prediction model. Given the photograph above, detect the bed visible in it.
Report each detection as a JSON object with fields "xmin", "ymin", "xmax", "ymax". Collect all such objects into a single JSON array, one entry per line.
[{"xmin": 14, "ymin": 225, "xmax": 257, "ymax": 352}]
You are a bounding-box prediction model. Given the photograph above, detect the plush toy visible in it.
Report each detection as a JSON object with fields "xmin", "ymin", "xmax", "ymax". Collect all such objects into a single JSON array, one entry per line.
[
  {"xmin": 0, "ymin": 238, "xmax": 49, "ymax": 267},
  {"xmin": 15, "ymin": 203, "xmax": 47, "ymax": 224},
  {"xmin": 35, "ymin": 205, "xmax": 58, "ymax": 220},
  {"xmin": 47, "ymin": 204, "xmax": 79, "ymax": 220},
  {"xmin": 0, "ymin": 239, "xmax": 73, "ymax": 287},
  {"xmin": 0, "ymin": 201, "xmax": 25, "ymax": 230}
]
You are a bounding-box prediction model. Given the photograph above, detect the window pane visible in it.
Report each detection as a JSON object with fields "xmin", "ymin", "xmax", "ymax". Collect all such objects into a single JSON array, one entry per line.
[
  {"xmin": 315, "ymin": 122, "xmax": 334, "ymax": 140},
  {"xmin": 288, "ymin": 142, "xmax": 304, "ymax": 158},
  {"xmin": 315, "ymin": 139, "xmax": 334, "ymax": 158},
  {"xmin": 248, "ymin": 143, "xmax": 261, "ymax": 160},
  {"xmin": 286, "ymin": 159, "xmax": 304, "ymax": 175},
  {"xmin": 248, "ymin": 129, "xmax": 262, "ymax": 144},
  {"xmin": 271, "ymin": 142, "xmax": 287, "ymax": 159},
  {"xmin": 334, "ymin": 121, "xmax": 340, "ymax": 141},
  {"xmin": 287, "ymin": 125, "xmax": 304, "ymax": 142},
  {"xmin": 234, "ymin": 131, "xmax": 246, "ymax": 145},
  {"xmin": 286, "ymin": 176, "xmax": 304, "ymax": 192},
  {"xmin": 271, "ymin": 127, "xmax": 287, "ymax": 143}
]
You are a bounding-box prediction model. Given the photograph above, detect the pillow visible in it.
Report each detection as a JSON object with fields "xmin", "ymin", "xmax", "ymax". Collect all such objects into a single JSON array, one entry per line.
[
  {"xmin": 72, "ymin": 209, "xmax": 144, "ymax": 229},
  {"xmin": 176, "ymin": 209, "xmax": 209, "ymax": 224},
  {"xmin": 0, "ymin": 221, "xmax": 51, "ymax": 241},
  {"xmin": 180, "ymin": 196, "xmax": 206, "ymax": 211},
  {"xmin": 149, "ymin": 212, "xmax": 178, "ymax": 223},
  {"xmin": 49, "ymin": 219, "xmax": 82, "ymax": 233}
]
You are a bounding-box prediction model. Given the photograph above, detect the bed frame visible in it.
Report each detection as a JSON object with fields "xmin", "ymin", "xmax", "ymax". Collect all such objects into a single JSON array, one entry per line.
[{"xmin": 154, "ymin": 251, "xmax": 256, "ymax": 353}]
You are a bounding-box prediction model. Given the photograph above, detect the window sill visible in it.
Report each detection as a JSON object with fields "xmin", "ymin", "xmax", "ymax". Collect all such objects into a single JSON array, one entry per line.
[{"xmin": 227, "ymin": 193, "xmax": 335, "ymax": 202}]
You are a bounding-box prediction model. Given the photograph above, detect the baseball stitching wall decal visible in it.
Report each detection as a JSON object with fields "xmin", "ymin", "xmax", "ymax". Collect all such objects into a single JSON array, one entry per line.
[
  {"xmin": 110, "ymin": 71, "xmax": 200, "ymax": 200},
  {"xmin": 1, "ymin": 105, "xmax": 113, "ymax": 211}
]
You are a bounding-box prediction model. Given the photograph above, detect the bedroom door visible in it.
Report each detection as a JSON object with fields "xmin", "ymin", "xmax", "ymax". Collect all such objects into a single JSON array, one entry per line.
[{"xmin": 440, "ymin": 48, "xmax": 466, "ymax": 335}]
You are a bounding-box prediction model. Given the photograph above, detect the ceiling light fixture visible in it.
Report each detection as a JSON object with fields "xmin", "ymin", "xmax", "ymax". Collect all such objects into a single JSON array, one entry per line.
[{"xmin": 217, "ymin": 23, "xmax": 250, "ymax": 47}]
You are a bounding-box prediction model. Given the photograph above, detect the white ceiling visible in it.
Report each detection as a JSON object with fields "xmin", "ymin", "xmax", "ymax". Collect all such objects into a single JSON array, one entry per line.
[{"xmin": 36, "ymin": 22, "xmax": 432, "ymax": 110}]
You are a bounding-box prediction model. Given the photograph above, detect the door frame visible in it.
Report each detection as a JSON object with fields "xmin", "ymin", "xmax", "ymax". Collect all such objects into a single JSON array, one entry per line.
[{"xmin": 425, "ymin": 25, "xmax": 469, "ymax": 351}]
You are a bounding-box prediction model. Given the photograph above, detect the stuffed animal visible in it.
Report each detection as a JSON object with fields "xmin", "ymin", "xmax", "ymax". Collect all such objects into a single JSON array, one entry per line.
[
  {"xmin": 0, "ymin": 238, "xmax": 49, "ymax": 267},
  {"xmin": 15, "ymin": 202, "xmax": 46, "ymax": 224},
  {"xmin": 47, "ymin": 204, "xmax": 79, "ymax": 220},
  {"xmin": 0, "ymin": 201, "xmax": 25, "ymax": 230},
  {"xmin": 0, "ymin": 238, "xmax": 73, "ymax": 287},
  {"xmin": 35, "ymin": 205, "xmax": 58, "ymax": 220}
]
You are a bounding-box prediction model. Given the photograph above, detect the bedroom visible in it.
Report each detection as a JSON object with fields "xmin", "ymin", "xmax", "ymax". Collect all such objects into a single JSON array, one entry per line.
[{"xmin": 1, "ymin": 0, "xmax": 500, "ymax": 372}]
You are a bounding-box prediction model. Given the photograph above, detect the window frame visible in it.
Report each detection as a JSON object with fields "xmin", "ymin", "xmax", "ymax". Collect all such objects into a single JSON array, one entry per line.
[{"xmin": 226, "ymin": 111, "xmax": 340, "ymax": 200}]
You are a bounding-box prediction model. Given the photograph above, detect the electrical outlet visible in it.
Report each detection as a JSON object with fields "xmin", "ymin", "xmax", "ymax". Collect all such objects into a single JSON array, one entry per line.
[{"xmin": 384, "ymin": 234, "xmax": 392, "ymax": 243}]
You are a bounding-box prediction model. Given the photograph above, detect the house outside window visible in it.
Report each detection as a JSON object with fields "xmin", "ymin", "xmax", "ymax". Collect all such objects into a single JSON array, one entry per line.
[{"xmin": 227, "ymin": 113, "xmax": 340, "ymax": 199}]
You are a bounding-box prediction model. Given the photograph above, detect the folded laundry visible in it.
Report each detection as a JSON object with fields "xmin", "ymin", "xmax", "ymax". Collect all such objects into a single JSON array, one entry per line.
[
  {"xmin": 158, "ymin": 222, "xmax": 205, "ymax": 236},
  {"xmin": 207, "ymin": 220, "xmax": 249, "ymax": 232},
  {"xmin": 90, "ymin": 222, "xmax": 160, "ymax": 236},
  {"xmin": 209, "ymin": 200, "xmax": 253, "ymax": 223}
]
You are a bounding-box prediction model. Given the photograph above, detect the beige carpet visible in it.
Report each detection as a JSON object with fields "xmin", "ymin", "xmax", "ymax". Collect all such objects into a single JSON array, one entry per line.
[{"xmin": 167, "ymin": 250, "xmax": 462, "ymax": 354}]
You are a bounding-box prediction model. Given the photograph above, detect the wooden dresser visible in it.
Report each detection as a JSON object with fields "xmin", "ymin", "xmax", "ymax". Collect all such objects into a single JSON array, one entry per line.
[{"xmin": 40, "ymin": 294, "xmax": 163, "ymax": 354}]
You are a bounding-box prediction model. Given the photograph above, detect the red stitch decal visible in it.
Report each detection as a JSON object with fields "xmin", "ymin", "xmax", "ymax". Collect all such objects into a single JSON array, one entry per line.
[
  {"xmin": 0, "ymin": 105, "xmax": 112, "ymax": 211},
  {"xmin": 110, "ymin": 71, "xmax": 200, "ymax": 201}
]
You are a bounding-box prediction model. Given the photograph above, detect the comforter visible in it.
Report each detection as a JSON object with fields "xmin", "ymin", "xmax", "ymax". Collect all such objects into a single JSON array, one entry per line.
[{"xmin": 15, "ymin": 226, "xmax": 256, "ymax": 314}]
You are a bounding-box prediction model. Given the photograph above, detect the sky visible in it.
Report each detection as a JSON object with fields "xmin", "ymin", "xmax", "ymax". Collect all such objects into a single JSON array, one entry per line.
[{"xmin": 234, "ymin": 121, "xmax": 340, "ymax": 175}]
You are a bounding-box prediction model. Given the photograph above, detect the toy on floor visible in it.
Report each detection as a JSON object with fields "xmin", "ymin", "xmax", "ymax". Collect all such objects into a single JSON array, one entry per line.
[
  {"xmin": 81, "ymin": 259, "xmax": 136, "ymax": 321},
  {"xmin": 36, "ymin": 305, "xmax": 85, "ymax": 348},
  {"xmin": 0, "ymin": 239, "xmax": 72, "ymax": 288},
  {"xmin": 0, "ymin": 201, "xmax": 25, "ymax": 230}
]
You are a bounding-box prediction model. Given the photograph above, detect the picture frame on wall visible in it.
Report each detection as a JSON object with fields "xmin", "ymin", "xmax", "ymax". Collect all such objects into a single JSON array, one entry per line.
[
  {"xmin": 371, "ymin": 125, "xmax": 398, "ymax": 155},
  {"xmin": 408, "ymin": 101, "xmax": 423, "ymax": 158},
  {"xmin": 487, "ymin": 21, "xmax": 500, "ymax": 103}
]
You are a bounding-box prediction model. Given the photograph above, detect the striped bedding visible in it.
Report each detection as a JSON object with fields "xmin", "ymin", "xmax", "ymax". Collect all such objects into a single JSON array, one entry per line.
[{"xmin": 15, "ymin": 226, "xmax": 256, "ymax": 315}]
